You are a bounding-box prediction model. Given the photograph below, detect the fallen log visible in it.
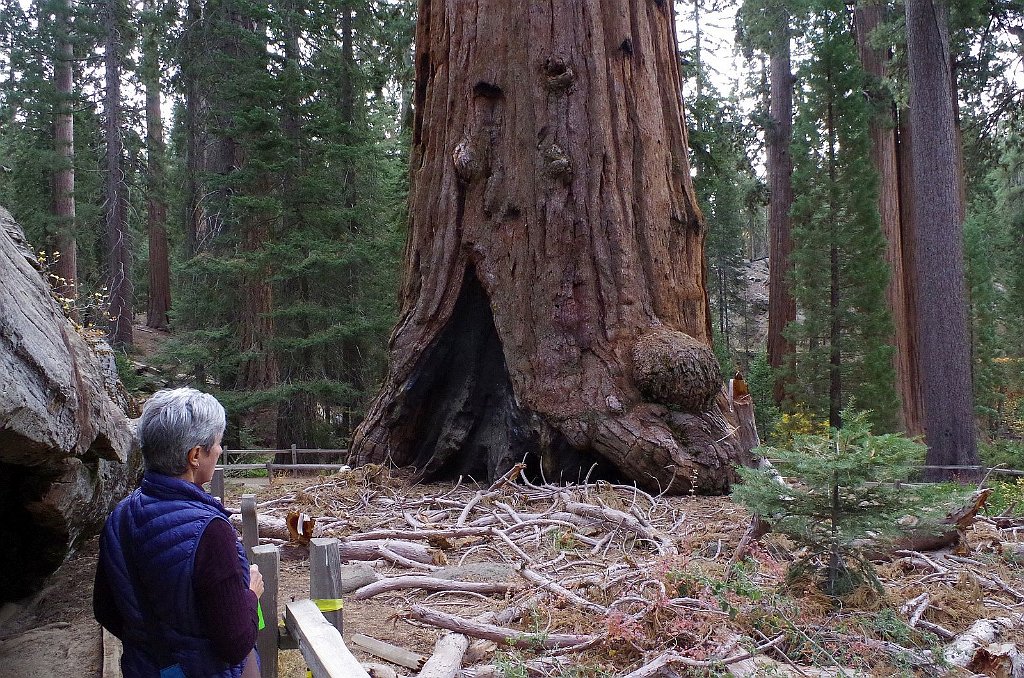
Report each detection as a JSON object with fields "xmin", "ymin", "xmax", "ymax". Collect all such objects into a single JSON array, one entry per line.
[
  {"xmin": 351, "ymin": 575, "xmax": 511, "ymax": 601},
  {"xmin": 351, "ymin": 634, "xmax": 425, "ymax": 671},
  {"xmin": 944, "ymin": 616, "xmax": 1020, "ymax": 668},
  {"xmin": 401, "ymin": 605, "xmax": 598, "ymax": 650},
  {"xmin": 418, "ymin": 633, "xmax": 469, "ymax": 678}
]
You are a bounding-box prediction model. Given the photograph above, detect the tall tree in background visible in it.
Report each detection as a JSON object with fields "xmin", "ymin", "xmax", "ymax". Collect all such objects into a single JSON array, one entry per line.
[
  {"xmin": 103, "ymin": 0, "xmax": 133, "ymax": 346},
  {"xmin": 52, "ymin": 0, "xmax": 78, "ymax": 307},
  {"xmin": 142, "ymin": 0, "xmax": 170, "ymax": 330},
  {"xmin": 854, "ymin": 0, "xmax": 922, "ymax": 436},
  {"xmin": 904, "ymin": 0, "xmax": 978, "ymax": 477},
  {"xmin": 350, "ymin": 0, "xmax": 752, "ymax": 493},
  {"xmin": 181, "ymin": 0, "xmax": 207, "ymax": 255},
  {"xmin": 765, "ymin": 0, "xmax": 796, "ymax": 405},
  {"xmin": 787, "ymin": 2, "xmax": 896, "ymax": 431}
]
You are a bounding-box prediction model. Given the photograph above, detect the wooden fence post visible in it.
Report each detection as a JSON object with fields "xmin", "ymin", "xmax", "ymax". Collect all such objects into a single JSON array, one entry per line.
[
  {"xmin": 211, "ymin": 467, "xmax": 225, "ymax": 504},
  {"xmin": 241, "ymin": 494, "xmax": 258, "ymax": 558},
  {"xmin": 291, "ymin": 443, "xmax": 297, "ymax": 466},
  {"xmin": 251, "ymin": 544, "xmax": 280, "ymax": 678},
  {"xmin": 309, "ymin": 538, "xmax": 343, "ymax": 634}
]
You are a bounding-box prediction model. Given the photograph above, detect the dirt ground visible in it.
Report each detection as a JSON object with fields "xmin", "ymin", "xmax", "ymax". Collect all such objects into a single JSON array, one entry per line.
[
  {"xmin": 4, "ymin": 470, "xmax": 1024, "ymax": 677},
  {"xmin": 0, "ymin": 474, "xmax": 743, "ymax": 677}
]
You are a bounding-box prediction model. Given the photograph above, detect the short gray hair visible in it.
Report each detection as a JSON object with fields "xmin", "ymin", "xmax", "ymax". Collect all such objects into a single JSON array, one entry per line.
[{"xmin": 138, "ymin": 388, "xmax": 226, "ymax": 476}]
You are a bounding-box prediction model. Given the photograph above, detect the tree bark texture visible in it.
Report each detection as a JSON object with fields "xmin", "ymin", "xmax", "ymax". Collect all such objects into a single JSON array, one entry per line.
[
  {"xmin": 0, "ymin": 207, "xmax": 139, "ymax": 603},
  {"xmin": 904, "ymin": 0, "xmax": 978, "ymax": 476},
  {"xmin": 104, "ymin": 0, "xmax": 133, "ymax": 347},
  {"xmin": 765, "ymin": 10, "xmax": 795, "ymax": 405},
  {"xmin": 349, "ymin": 0, "xmax": 752, "ymax": 494},
  {"xmin": 854, "ymin": 1, "xmax": 922, "ymax": 437},
  {"xmin": 183, "ymin": 0, "xmax": 207, "ymax": 255},
  {"xmin": 52, "ymin": 0, "xmax": 77, "ymax": 307},
  {"xmin": 143, "ymin": 0, "xmax": 171, "ymax": 330}
]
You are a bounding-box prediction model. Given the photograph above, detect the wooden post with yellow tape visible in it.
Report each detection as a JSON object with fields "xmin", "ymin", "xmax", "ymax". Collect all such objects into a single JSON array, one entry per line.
[{"xmin": 309, "ymin": 537, "xmax": 343, "ymax": 634}]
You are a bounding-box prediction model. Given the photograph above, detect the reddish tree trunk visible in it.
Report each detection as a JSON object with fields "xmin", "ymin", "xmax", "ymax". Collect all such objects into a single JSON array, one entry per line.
[
  {"xmin": 143, "ymin": 0, "xmax": 170, "ymax": 330},
  {"xmin": 765, "ymin": 10, "xmax": 795, "ymax": 405},
  {"xmin": 855, "ymin": 1, "xmax": 923, "ymax": 437},
  {"xmin": 349, "ymin": 0, "xmax": 751, "ymax": 494},
  {"xmin": 904, "ymin": 0, "xmax": 978, "ymax": 477},
  {"xmin": 104, "ymin": 0, "xmax": 132, "ymax": 347},
  {"xmin": 52, "ymin": 0, "xmax": 77, "ymax": 308}
]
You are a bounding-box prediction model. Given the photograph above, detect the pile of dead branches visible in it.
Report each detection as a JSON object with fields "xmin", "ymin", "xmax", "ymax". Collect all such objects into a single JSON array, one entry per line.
[{"xmin": 238, "ymin": 466, "xmax": 1024, "ymax": 677}]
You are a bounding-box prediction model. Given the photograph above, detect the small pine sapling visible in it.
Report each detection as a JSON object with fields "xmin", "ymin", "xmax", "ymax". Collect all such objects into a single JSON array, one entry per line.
[{"xmin": 732, "ymin": 409, "xmax": 951, "ymax": 597}]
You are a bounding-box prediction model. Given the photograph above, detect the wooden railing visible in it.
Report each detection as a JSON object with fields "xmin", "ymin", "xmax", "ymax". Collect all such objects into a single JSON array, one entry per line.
[
  {"xmin": 243, "ymin": 494, "xmax": 369, "ymax": 678},
  {"xmin": 210, "ymin": 446, "xmax": 350, "ymax": 499}
]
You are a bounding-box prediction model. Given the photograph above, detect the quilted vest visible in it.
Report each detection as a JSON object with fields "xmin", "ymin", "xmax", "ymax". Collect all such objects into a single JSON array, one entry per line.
[{"xmin": 100, "ymin": 471, "xmax": 252, "ymax": 678}]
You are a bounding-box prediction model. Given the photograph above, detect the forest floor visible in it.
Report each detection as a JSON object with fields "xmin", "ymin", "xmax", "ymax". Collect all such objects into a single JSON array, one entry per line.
[{"xmin": 5, "ymin": 467, "xmax": 1024, "ymax": 677}]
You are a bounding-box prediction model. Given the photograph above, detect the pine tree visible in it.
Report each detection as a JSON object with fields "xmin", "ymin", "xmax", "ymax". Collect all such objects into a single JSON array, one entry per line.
[{"xmin": 786, "ymin": 2, "xmax": 897, "ymax": 431}]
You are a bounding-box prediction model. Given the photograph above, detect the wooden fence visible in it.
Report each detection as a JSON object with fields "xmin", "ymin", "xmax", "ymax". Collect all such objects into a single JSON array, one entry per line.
[
  {"xmin": 210, "ymin": 447, "xmax": 351, "ymax": 499},
  {"xmin": 242, "ymin": 494, "xmax": 370, "ymax": 678}
]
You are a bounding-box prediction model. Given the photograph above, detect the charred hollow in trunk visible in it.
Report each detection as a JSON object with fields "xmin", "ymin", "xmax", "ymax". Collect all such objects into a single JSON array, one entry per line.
[{"xmin": 394, "ymin": 268, "xmax": 616, "ymax": 485}]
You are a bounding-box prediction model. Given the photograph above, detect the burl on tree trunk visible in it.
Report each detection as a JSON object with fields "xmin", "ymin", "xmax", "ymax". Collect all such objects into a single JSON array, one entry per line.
[{"xmin": 349, "ymin": 0, "xmax": 753, "ymax": 494}]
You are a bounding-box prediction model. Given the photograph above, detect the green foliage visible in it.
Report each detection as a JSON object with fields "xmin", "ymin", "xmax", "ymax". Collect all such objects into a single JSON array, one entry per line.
[
  {"xmin": 747, "ymin": 352, "xmax": 781, "ymax": 437},
  {"xmin": 733, "ymin": 409, "xmax": 951, "ymax": 597},
  {"xmin": 783, "ymin": 3, "xmax": 897, "ymax": 432},
  {"xmin": 981, "ymin": 477, "xmax": 1024, "ymax": 517}
]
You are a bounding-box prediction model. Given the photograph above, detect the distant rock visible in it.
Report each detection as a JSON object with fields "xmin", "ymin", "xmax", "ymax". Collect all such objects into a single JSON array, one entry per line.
[{"xmin": 0, "ymin": 206, "xmax": 140, "ymax": 603}]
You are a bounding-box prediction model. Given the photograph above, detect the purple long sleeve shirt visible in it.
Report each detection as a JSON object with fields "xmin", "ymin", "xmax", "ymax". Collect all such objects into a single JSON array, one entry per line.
[{"xmin": 94, "ymin": 519, "xmax": 259, "ymax": 665}]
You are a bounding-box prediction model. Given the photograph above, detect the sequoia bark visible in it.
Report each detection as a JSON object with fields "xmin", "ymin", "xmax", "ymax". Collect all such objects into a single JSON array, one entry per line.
[
  {"xmin": 854, "ymin": 1, "xmax": 923, "ymax": 436},
  {"xmin": 765, "ymin": 5, "xmax": 796, "ymax": 406},
  {"xmin": 349, "ymin": 0, "xmax": 751, "ymax": 494}
]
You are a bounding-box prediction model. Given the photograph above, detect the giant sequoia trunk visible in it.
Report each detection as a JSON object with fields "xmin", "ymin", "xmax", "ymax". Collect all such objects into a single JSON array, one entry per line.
[
  {"xmin": 349, "ymin": 0, "xmax": 752, "ymax": 494},
  {"xmin": 854, "ymin": 1, "xmax": 923, "ymax": 437},
  {"xmin": 765, "ymin": 6, "xmax": 796, "ymax": 406}
]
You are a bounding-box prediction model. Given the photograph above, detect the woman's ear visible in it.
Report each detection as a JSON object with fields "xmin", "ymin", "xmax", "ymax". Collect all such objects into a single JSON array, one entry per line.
[{"xmin": 187, "ymin": 446, "xmax": 203, "ymax": 467}]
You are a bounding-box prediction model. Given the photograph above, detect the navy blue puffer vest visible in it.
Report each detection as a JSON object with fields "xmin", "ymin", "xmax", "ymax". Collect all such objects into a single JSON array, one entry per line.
[{"xmin": 100, "ymin": 471, "xmax": 251, "ymax": 678}]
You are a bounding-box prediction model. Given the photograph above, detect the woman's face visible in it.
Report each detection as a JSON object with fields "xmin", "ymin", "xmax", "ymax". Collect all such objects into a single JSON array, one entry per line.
[{"xmin": 195, "ymin": 432, "xmax": 224, "ymax": 487}]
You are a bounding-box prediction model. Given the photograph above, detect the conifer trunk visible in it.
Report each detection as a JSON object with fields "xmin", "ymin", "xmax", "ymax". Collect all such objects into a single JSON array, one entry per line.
[
  {"xmin": 183, "ymin": 0, "xmax": 206, "ymax": 255},
  {"xmin": 826, "ymin": 71, "xmax": 841, "ymax": 430},
  {"xmin": 52, "ymin": 0, "xmax": 77, "ymax": 307},
  {"xmin": 904, "ymin": 0, "xmax": 978, "ymax": 477},
  {"xmin": 232, "ymin": 5, "xmax": 279, "ymax": 446},
  {"xmin": 766, "ymin": 7, "xmax": 795, "ymax": 405},
  {"xmin": 855, "ymin": 0, "xmax": 922, "ymax": 436},
  {"xmin": 350, "ymin": 0, "xmax": 752, "ymax": 494},
  {"xmin": 143, "ymin": 0, "xmax": 170, "ymax": 330},
  {"xmin": 104, "ymin": 0, "xmax": 132, "ymax": 347}
]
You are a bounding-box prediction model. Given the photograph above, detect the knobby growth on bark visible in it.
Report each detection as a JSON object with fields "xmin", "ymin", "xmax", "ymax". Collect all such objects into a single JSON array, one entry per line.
[{"xmin": 350, "ymin": 0, "xmax": 753, "ymax": 494}]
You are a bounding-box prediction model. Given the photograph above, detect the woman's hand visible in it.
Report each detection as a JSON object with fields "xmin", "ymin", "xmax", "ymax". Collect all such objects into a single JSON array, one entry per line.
[{"xmin": 249, "ymin": 564, "xmax": 265, "ymax": 598}]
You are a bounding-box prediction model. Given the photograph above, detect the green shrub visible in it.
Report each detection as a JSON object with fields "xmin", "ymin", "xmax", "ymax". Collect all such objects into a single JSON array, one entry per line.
[{"xmin": 732, "ymin": 408, "xmax": 957, "ymax": 597}]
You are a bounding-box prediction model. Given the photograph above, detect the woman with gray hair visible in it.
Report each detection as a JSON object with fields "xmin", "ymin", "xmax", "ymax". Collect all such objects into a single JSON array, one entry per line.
[{"xmin": 94, "ymin": 387, "xmax": 264, "ymax": 678}]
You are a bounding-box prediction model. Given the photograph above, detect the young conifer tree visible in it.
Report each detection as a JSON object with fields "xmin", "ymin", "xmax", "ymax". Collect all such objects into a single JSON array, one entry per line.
[
  {"xmin": 786, "ymin": 3, "xmax": 897, "ymax": 431},
  {"xmin": 733, "ymin": 409, "xmax": 943, "ymax": 597}
]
